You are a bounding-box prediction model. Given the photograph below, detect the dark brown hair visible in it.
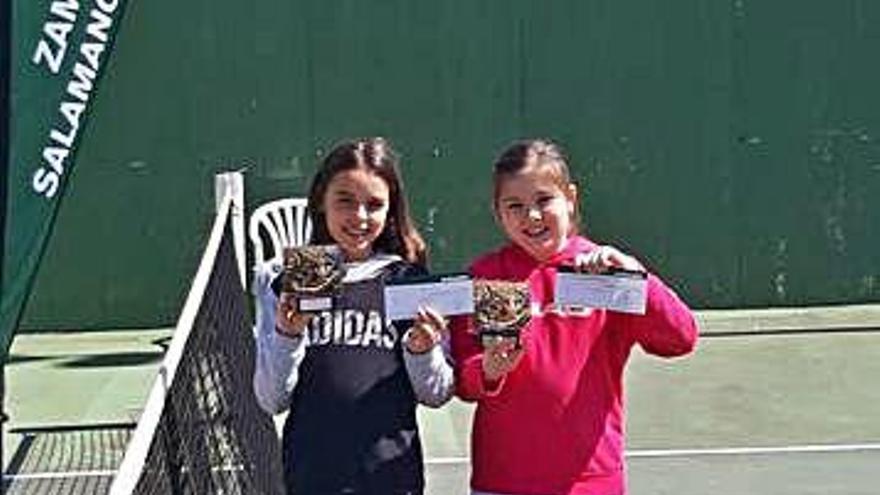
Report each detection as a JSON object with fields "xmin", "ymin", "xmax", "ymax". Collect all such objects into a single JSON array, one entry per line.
[
  {"xmin": 307, "ymin": 137, "xmax": 427, "ymax": 266},
  {"xmin": 492, "ymin": 138, "xmax": 581, "ymax": 232}
]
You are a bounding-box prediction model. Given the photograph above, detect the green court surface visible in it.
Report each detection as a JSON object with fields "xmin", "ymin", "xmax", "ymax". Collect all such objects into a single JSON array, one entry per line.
[{"xmin": 4, "ymin": 305, "xmax": 880, "ymax": 494}]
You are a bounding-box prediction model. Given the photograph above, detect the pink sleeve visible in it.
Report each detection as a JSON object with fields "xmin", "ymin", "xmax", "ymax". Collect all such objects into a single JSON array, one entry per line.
[
  {"xmin": 450, "ymin": 315, "xmax": 506, "ymax": 400},
  {"xmin": 620, "ymin": 274, "xmax": 699, "ymax": 357}
]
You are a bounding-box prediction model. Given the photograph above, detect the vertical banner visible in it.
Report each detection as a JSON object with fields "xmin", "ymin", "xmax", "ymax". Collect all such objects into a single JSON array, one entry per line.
[{"xmin": 1, "ymin": 0, "xmax": 128, "ymax": 360}]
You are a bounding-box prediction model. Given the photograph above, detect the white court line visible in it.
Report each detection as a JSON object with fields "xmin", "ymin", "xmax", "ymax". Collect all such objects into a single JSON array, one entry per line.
[
  {"xmin": 625, "ymin": 443, "xmax": 880, "ymax": 458},
  {"xmin": 424, "ymin": 442, "xmax": 880, "ymax": 465},
  {"xmin": 3, "ymin": 469, "xmax": 116, "ymax": 481},
  {"xmin": 3, "ymin": 463, "xmax": 246, "ymax": 482},
  {"xmin": 8, "ymin": 443, "xmax": 880, "ymax": 479}
]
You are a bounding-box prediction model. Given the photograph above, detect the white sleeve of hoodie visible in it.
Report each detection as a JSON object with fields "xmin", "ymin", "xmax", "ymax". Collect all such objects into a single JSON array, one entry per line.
[
  {"xmin": 251, "ymin": 261, "xmax": 308, "ymax": 415},
  {"xmin": 402, "ymin": 332, "xmax": 455, "ymax": 408}
]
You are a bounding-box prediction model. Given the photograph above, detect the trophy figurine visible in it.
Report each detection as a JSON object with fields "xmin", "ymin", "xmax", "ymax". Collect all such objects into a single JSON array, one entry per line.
[
  {"xmin": 281, "ymin": 245, "xmax": 346, "ymax": 312},
  {"xmin": 473, "ymin": 280, "xmax": 531, "ymax": 349}
]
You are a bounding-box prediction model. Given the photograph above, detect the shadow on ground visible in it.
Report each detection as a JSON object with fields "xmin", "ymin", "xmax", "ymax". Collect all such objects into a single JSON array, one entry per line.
[{"xmin": 57, "ymin": 351, "xmax": 164, "ymax": 368}]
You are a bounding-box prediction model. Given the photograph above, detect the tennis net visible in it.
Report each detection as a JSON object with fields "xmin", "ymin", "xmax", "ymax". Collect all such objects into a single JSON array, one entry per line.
[{"xmin": 109, "ymin": 195, "xmax": 284, "ymax": 495}]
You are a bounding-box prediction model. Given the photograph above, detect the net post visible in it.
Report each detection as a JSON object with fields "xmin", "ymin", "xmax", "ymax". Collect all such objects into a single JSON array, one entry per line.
[
  {"xmin": 0, "ymin": 369, "xmax": 5, "ymax": 494},
  {"xmin": 215, "ymin": 171, "xmax": 246, "ymax": 288},
  {"xmin": 1, "ymin": 0, "xmax": 11, "ymax": 484}
]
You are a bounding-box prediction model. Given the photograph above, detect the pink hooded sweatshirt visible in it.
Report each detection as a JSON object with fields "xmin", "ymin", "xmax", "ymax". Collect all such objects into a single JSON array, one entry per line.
[{"xmin": 452, "ymin": 236, "xmax": 698, "ymax": 495}]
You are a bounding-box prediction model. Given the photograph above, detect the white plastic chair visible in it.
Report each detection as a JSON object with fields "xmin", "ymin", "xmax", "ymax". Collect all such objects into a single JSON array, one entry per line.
[{"xmin": 248, "ymin": 198, "xmax": 313, "ymax": 265}]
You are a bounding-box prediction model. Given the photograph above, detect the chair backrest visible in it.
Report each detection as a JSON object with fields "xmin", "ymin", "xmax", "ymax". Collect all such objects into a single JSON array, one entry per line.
[{"xmin": 249, "ymin": 198, "xmax": 312, "ymax": 265}]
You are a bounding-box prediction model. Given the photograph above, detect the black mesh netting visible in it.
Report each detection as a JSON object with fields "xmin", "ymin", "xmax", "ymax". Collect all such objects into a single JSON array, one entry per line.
[
  {"xmin": 4, "ymin": 424, "xmax": 132, "ymax": 495},
  {"xmin": 122, "ymin": 221, "xmax": 284, "ymax": 495}
]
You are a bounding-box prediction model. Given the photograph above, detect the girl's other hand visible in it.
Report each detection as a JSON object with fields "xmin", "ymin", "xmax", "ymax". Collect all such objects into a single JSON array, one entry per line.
[
  {"xmin": 275, "ymin": 292, "xmax": 313, "ymax": 337},
  {"xmin": 482, "ymin": 338, "xmax": 524, "ymax": 383},
  {"xmin": 574, "ymin": 245, "xmax": 644, "ymax": 274},
  {"xmin": 404, "ymin": 306, "xmax": 447, "ymax": 354}
]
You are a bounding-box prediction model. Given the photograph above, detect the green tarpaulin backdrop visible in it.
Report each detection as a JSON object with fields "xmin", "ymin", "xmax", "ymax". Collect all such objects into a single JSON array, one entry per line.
[{"xmin": 4, "ymin": 1, "xmax": 879, "ymax": 346}]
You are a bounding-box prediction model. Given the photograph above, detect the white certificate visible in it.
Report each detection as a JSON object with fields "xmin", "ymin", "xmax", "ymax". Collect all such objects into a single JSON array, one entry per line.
[
  {"xmin": 555, "ymin": 270, "xmax": 648, "ymax": 315},
  {"xmin": 384, "ymin": 275, "xmax": 475, "ymax": 321}
]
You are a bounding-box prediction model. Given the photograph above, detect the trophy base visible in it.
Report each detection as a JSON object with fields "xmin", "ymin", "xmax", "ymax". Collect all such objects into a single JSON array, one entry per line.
[{"xmin": 478, "ymin": 328, "xmax": 522, "ymax": 349}]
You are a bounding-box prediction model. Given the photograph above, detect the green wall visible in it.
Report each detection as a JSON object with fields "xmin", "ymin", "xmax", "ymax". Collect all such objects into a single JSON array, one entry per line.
[{"xmin": 20, "ymin": 0, "xmax": 880, "ymax": 330}]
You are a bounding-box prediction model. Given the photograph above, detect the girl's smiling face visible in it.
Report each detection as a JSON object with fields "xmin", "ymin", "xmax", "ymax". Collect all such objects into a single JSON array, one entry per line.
[
  {"xmin": 495, "ymin": 165, "xmax": 577, "ymax": 263},
  {"xmin": 322, "ymin": 167, "xmax": 390, "ymax": 261}
]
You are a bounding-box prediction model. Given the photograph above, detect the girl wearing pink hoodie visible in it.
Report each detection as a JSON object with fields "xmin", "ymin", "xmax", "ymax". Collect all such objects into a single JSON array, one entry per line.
[{"xmin": 451, "ymin": 139, "xmax": 698, "ymax": 495}]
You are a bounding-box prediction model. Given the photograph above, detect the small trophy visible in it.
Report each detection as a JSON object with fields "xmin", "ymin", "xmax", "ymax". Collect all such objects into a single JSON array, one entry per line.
[
  {"xmin": 473, "ymin": 280, "xmax": 531, "ymax": 349},
  {"xmin": 281, "ymin": 245, "xmax": 346, "ymax": 312}
]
